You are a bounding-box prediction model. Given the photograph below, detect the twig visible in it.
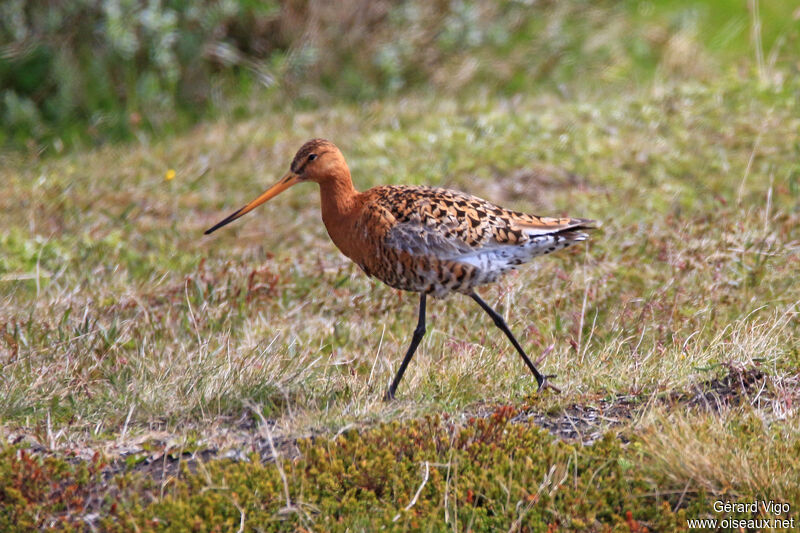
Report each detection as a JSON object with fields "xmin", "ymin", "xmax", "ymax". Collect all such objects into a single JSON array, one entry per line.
[
  {"xmin": 577, "ymin": 244, "xmax": 591, "ymax": 364},
  {"xmin": 267, "ymin": 427, "xmax": 291, "ymax": 510},
  {"xmin": 119, "ymin": 404, "xmax": 135, "ymax": 444},
  {"xmin": 534, "ymin": 344, "xmax": 554, "ymax": 367},
  {"xmin": 46, "ymin": 411, "xmax": 54, "ymax": 449},
  {"xmin": 443, "ymin": 450, "xmax": 453, "ymax": 524},
  {"xmin": 184, "ymin": 280, "xmax": 204, "ymax": 352},
  {"xmin": 367, "ymin": 324, "xmax": 386, "ymax": 388},
  {"xmin": 248, "ymin": 403, "xmax": 292, "ymax": 511},
  {"xmin": 673, "ymin": 480, "xmax": 691, "ymax": 512},
  {"xmin": 393, "ymin": 461, "xmax": 430, "ymax": 522},
  {"xmin": 233, "ymin": 496, "xmax": 246, "ymax": 533},
  {"xmin": 737, "ymin": 127, "xmax": 763, "ymax": 205}
]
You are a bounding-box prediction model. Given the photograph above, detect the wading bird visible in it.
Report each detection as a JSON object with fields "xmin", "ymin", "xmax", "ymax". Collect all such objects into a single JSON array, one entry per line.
[{"xmin": 205, "ymin": 139, "xmax": 594, "ymax": 399}]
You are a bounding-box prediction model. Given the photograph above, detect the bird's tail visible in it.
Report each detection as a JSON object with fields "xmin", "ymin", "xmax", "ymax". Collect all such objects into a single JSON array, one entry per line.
[{"xmin": 554, "ymin": 218, "xmax": 597, "ymax": 243}]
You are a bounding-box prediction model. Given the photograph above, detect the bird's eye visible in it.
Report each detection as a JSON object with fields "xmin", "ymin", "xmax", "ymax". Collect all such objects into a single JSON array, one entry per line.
[{"xmin": 308, "ymin": 154, "xmax": 317, "ymax": 161}]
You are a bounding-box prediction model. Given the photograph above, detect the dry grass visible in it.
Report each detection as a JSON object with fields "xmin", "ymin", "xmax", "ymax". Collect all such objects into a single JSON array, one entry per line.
[
  {"xmin": 2, "ymin": 75, "xmax": 798, "ymax": 453},
  {"xmin": 1, "ymin": 3, "xmax": 799, "ymax": 526},
  {"xmin": 638, "ymin": 405, "xmax": 800, "ymax": 504}
]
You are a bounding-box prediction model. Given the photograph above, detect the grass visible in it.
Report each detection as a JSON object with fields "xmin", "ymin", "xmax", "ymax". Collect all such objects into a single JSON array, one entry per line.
[{"xmin": 2, "ymin": 1, "xmax": 800, "ymax": 530}]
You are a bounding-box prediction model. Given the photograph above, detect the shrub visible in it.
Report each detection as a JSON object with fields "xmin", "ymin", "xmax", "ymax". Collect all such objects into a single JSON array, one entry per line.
[{"xmin": 2, "ymin": 0, "xmax": 773, "ymax": 152}]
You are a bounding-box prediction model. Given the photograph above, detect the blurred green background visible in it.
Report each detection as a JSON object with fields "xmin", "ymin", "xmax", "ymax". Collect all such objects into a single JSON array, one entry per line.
[{"xmin": 1, "ymin": 0, "xmax": 797, "ymax": 153}]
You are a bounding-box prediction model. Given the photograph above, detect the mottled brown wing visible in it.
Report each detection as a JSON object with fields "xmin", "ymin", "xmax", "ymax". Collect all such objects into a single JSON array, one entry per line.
[
  {"xmin": 353, "ymin": 185, "xmax": 595, "ymax": 295},
  {"xmin": 371, "ymin": 185, "xmax": 592, "ymax": 259},
  {"xmin": 373, "ymin": 186, "xmax": 498, "ymax": 258}
]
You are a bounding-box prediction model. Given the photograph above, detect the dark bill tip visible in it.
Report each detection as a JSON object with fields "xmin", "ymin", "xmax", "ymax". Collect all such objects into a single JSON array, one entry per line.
[{"xmin": 204, "ymin": 207, "xmax": 245, "ymax": 235}]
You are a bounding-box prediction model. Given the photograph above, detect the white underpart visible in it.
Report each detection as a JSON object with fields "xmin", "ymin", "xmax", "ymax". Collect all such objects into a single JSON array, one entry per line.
[{"xmin": 456, "ymin": 231, "xmax": 588, "ymax": 284}]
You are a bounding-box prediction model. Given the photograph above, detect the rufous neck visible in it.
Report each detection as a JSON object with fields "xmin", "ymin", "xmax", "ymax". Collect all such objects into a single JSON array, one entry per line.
[{"xmin": 319, "ymin": 170, "xmax": 359, "ymax": 224}]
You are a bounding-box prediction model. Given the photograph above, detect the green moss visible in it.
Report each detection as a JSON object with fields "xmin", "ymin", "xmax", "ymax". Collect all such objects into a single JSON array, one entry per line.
[
  {"xmin": 0, "ymin": 409, "xmax": 686, "ymax": 530},
  {"xmin": 5, "ymin": 403, "xmax": 800, "ymax": 530}
]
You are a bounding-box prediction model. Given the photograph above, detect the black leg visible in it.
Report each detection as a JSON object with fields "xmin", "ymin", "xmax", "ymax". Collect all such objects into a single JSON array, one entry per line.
[
  {"xmin": 385, "ymin": 293, "xmax": 427, "ymax": 400},
  {"xmin": 470, "ymin": 292, "xmax": 554, "ymax": 391}
]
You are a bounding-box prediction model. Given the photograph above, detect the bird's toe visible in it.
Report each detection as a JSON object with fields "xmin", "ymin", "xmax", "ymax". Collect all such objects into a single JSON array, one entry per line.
[{"xmin": 537, "ymin": 374, "xmax": 561, "ymax": 394}]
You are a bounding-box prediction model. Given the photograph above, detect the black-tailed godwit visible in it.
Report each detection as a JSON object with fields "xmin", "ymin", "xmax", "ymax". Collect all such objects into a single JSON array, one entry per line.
[{"xmin": 205, "ymin": 139, "xmax": 595, "ymax": 399}]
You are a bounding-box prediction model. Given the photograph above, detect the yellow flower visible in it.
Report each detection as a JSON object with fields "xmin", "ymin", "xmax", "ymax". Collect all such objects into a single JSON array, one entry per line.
[{"xmin": 165, "ymin": 169, "xmax": 176, "ymax": 181}]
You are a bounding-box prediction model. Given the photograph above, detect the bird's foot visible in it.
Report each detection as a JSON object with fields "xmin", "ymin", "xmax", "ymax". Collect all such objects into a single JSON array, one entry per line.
[
  {"xmin": 537, "ymin": 374, "xmax": 561, "ymax": 394},
  {"xmin": 383, "ymin": 389, "xmax": 396, "ymax": 402}
]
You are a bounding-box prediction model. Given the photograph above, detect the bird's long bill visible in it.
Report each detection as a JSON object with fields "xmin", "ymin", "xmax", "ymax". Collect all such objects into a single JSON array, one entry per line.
[{"xmin": 204, "ymin": 172, "xmax": 300, "ymax": 235}]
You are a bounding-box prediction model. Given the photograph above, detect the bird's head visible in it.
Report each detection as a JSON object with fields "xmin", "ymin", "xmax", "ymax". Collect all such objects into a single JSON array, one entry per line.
[
  {"xmin": 204, "ymin": 138, "xmax": 348, "ymax": 235},
  {"xmin": 289, "ymin": 138, "xmax": 348, "ymax": 183}
]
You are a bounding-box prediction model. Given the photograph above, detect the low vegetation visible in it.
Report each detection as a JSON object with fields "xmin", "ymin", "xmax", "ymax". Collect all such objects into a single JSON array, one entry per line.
[
  {"xmin": 1, "ymin": 0, "xmax": 799, "ymax": 530},
  {"xmin": 4, "ymin": 404, "xmax": 799, "ymax": 531}
]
